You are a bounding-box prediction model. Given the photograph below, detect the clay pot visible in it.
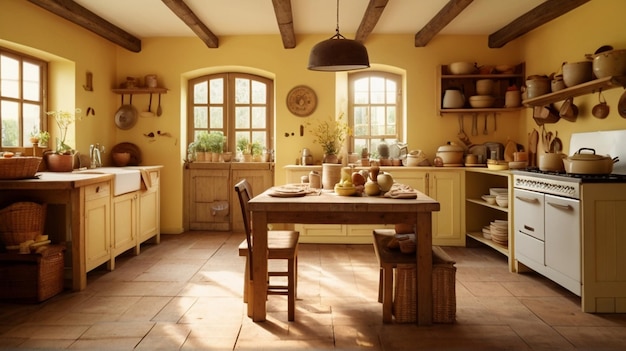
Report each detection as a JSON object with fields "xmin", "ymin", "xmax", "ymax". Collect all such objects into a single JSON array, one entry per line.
[
  {"xmin": 538, "ymin": 153, "xmax": 565, "ymax": 172},
  {"xmin": 589, "ymin": 49, "xmax": 626, "ymax": 78},
  {"xmin": 562, "ymin": 61, "xmax": 593, "ymax": 87},
  {"xmin": 563, "ymin": 148, "xmax": 614, "ymax": 174}
]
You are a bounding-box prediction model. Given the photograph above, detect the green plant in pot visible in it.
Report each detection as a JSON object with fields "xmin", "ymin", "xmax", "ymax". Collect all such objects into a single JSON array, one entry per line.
[
  {"xmin": 194, "ymin": 131, "xmax": 211, "ymax": 161},
  {"xmin": 308, "ymin": 112, "xmax": 351, "ymax": 164},
  {"xmin": 250, "ymin": 141, "xmax": 263, "ymax": 161},
  {"xmin": 207, "ymin": 132, "xmax": 224, "ymax": 161},
  {"xmin": 37, "ymin": 131, "xmax": 50, "ymax": 147},
  {"xmin": 237, "ymin": 137, "xmax": 252, "ymax": 162},
  {"xmin": 45, "ymin": 109, "xmax": 82, "ymax": 171}
]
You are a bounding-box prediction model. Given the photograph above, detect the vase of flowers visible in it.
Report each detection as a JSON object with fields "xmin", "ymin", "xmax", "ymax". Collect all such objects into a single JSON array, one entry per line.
[
  {"xmin": 308, "ymin": 112, "xmax": 351, "ymax": 164},
  {"xmin": 44, "ymin": 108, "xmax": 81, "ymax": 172}
]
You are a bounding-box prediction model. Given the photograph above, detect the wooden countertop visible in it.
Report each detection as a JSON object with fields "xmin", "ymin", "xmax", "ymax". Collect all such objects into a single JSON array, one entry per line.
[{"xmin": 0, "ymin": 172, "xmax": 113, "ymax": 190}]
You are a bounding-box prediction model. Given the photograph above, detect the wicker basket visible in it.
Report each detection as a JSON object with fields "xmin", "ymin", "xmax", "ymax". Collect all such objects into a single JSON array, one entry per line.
[
  {"xmin": 393, "ymin": 264, "xmax": 417, "ymax": 323},
  {"xmin": 392, "ymin": 246, "xmax": 457, "ymax": 324},
  {"xmin": 0, "ymin": 157, "xmax": 42, "ymax": 179},
  {"xmin": 0, "ymin": 202, "xmax": 47, "ymax": 247},
  {"xmin": 0, "ymin": 245, "xmax": 65, "ymax": 302}
]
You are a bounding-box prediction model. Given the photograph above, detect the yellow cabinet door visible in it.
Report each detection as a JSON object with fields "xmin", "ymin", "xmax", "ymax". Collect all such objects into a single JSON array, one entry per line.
[
  {"xmin": 111, "ymin": 191, "xmax": 137, "ymax": 268},
  {"xmin": 85, "ymin": 183, "xmax": 111, "ymax": 272},
  {"xmin": 429, "ymin": 170, "xmax": 464, "ymax": 246}
]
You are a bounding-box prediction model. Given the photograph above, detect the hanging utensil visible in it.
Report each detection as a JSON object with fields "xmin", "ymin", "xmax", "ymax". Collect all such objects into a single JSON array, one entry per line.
[
  {"xmin": 618, "ymin": 90, "xmax": 626, "ymax": 118},
  {"xmin": 471, "ymin": 114, "xmax": 478, "ymax": 136},
  {"xmin": 529, "ymin": 129, "xmax": 539, "ymax": 167},
  {"xmin": 483, "ymin": 114, "xmax": 488, "ymax": 135},
  {"xmin": 592, "ymin": 89, "xmax": 609, "ymax": 119},
  {"xmin": 550, "ymin": 132, "xmax": 563, "ymax": 153},
  {"xmin": 157, "ymin": 94, "xmax": 163, "ymax": 116},
  {"xmin": 115, "ymin": 94, "xmax": 138, "ymax": 130},
  {"xmin": 141, "ymin": 94, "xmax": 155, "ymax": 117},
  {"xmin": 457, "ymin": 114, "xmax": 467, "ymax": 139}
]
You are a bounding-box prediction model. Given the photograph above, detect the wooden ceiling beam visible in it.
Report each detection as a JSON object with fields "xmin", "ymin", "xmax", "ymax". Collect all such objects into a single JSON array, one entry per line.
[
  {"xmin": 489, "ymin": 0, "xmax": 591, "ymax": 48},
  {"xmin": 355, "ymin": 0, "xmax": 389, "ymax": 43},
  {"xmin": 414, "ymin": 0, "xmax": 474, "ymax": 47},
  {"xmin": 27, "ymin": 0, "xmax": 142, "ymax": 52},
  {"xmin": 161, "ymin": 0, "xmax": 219, "ymax": 48},
  {"xmin": 271, "ymin": 0, "xmax": 296, "ymax": 48}
]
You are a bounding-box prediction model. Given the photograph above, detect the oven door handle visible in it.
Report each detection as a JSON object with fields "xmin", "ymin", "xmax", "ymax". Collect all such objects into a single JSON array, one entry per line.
[
  {"xmin": 547, "ymin": 202, "xmax": 573, "ymax": 211},
  {"xmin": 515, "ymin": 195, "xmax": 539, "ymax": 203}
]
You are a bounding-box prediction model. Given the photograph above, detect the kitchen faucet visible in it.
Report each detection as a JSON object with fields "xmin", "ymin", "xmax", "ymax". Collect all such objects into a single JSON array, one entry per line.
[{"xmin": 89, "ymin": 143, "xmax": 103, "ymax": 168}]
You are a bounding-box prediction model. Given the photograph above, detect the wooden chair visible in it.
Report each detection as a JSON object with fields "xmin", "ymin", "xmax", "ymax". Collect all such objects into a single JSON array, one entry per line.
[{"xmin": 235, "ymin": 179, "xmax": 299, "ymax": 321}]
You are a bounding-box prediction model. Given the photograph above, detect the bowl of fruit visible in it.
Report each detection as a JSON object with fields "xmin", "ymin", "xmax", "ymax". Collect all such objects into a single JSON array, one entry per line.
[{"xmin": 334, "ymin": 179, "xmax": 357, "ymax": 196}]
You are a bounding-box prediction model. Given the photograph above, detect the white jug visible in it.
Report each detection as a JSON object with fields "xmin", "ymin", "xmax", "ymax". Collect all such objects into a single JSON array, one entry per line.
[{"xmin": 442, "ymin": 89, "xmax": 465, "ymax": 108}]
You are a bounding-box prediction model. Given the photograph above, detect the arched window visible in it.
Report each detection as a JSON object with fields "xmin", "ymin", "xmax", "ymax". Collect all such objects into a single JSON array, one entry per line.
[
  {"xmin": 348, "ymin": 71, "xmax": 402, "ymax": 157},
  {"xmin": 188, "ymin": 73, "xmax": 273, "ymax": 154}
]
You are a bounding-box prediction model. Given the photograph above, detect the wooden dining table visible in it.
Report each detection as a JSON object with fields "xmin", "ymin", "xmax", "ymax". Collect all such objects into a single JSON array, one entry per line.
[{"xmin": 248, "ymin": 187, "xmax": 440, "ymax": 325}]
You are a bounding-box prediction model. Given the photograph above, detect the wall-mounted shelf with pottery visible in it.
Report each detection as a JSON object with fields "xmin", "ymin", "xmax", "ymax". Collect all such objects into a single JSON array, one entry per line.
[
  {"xmin": 438, "ymin": 62, "xmax": 525, "ymax": 116},
  {"xmin": 522, "ymin": 75, "xmax": 626, "ymax": 107},
  {"xmin": 111, "ymin": 88, "xmax": 168, "ymax": 94}
]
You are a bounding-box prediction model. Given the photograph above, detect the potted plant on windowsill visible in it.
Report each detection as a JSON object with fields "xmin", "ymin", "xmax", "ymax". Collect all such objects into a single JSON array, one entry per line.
[
  {"xmin": 194, "ymin": 131, "xmax": 211, "ymax": 162},
  {"xmin": 308, "ymin": 112, "xmax": 351, "ymax": 164},
  {"xmin": 207, "ymin": 132, "xmax": 224, "ymax": 162},
  {"xmin": 237, "ymin": 137, "xmax": 252, "ymax": 162},
  {"xmin": 251, "ymin": 141, "xmax": 263, "ymax": 162},
  {"xmin": 44, "ymin": 109, "xmax": 82, "ymax": 172}
]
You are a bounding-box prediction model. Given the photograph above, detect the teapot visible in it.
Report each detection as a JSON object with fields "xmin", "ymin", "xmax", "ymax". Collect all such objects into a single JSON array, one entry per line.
[{"xmin": 442, "ymin": 88, "xmax": 465, "ymax": 109}]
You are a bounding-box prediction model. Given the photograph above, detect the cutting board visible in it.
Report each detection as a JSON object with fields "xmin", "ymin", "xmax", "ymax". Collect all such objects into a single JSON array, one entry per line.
[{"xmin": 570, "ymin": 130, "xmax": 626, "ymax": 175}]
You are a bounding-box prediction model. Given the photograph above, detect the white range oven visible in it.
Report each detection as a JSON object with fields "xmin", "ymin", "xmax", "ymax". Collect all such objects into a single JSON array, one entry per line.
[{"xmin": 513, "ymin": 129, "xmax": 626, "ymax": 313}]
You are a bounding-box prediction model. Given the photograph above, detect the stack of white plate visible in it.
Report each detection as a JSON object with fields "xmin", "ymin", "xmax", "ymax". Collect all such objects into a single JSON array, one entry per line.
[
  {"xmin": 489, "ymin": 220, "xmax": 508, "ymax": 245},
  {"xmin": 482, "ymin": 225, "xmax": 491, "ymax": 240}
]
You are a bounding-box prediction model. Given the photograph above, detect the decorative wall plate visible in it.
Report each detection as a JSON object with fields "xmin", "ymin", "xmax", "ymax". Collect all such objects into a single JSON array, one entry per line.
[{"xmin": 287, "ymin": 85, "xmax": 317, "ymax": 117}]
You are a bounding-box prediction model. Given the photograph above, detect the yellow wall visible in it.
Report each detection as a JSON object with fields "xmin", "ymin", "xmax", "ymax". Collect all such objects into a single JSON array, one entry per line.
[
  {"xmin": 1, "ymin": 0, "xmax": 624, "ymax": 233},
  {"xmin": 519, "ymin": 0, "xmax": 626, "ymax": 153}
]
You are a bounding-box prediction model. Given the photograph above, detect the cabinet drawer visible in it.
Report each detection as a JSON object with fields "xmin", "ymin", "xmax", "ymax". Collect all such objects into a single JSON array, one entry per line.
[
  {"xmin": 85, "ymin": 182, "xmax": 110, "ymax": 201},
  {"xmin": 513, "ymin": 188, "xmax": 544, "ymax": 240}
]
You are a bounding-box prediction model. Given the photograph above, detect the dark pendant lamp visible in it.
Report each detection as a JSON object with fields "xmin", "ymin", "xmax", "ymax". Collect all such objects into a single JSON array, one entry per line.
[{"xmin": 308, "ymin": 0, "xmax": 370, "ymax": 72}]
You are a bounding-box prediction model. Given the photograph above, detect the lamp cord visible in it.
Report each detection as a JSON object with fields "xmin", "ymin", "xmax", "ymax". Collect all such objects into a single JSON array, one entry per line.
[{"xmin": 335, "ymin": 0, "xmax": 340, "ymax": 35}]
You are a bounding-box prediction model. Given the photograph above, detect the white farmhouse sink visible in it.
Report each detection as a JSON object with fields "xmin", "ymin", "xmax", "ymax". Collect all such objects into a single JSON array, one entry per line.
[{"xmin": 74, "ymin": 167, "xmax": 141, "ymax": 196}]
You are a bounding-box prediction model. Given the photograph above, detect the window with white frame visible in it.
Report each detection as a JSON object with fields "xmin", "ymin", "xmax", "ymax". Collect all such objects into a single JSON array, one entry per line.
[
  {"xmin": 0, "ymin": 48, "xmax": 47, "ymax": 148},
  {"xmin": 348, "ymin": 71, "xmax": 402, "ymax": 157},
  {"xmin": 188, "ymin": 73, "xmax": 273, "ymax": 156}
]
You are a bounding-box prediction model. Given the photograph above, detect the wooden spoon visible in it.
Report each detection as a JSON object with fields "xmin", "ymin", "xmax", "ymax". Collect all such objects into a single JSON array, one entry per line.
[{"xmin": 157, "ymin": 94, "xmax": 163, "ymax": 116}]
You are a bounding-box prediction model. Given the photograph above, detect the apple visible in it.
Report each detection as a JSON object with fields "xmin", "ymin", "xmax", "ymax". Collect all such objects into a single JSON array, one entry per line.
[
  {"xmin": 351, "ymin": 172, "xmax": 366, "ymax": 186},
  {"xmin": 364, "ymin": 181, "xmax": 380, "ymax": 196}
]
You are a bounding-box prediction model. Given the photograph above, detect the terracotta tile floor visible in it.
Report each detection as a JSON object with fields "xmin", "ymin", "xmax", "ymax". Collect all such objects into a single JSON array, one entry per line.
[{"xmin": 1, "ymin": 232, "xmax": 626, "ymax": 350}]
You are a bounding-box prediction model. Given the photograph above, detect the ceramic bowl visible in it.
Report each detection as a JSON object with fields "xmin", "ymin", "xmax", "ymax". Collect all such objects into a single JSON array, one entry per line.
[
  {"xmin": 449, "ymin": 62, "xmax": 476, "ymax": 75},
  {"xmin": 334, "ymin": 185, "xmax": 356, "ymax": 196},
  {"xmin": 489, "ymin": 188, "xmax": 508, "ymax": 196},
  {"xmin": 112, "ymin": 152, "xmax": 131, "ymax": 167},
  {"xmin": 469, "ymin": 95, "xmax": 496, "ymax": 108},
  {"xmin": 496, "ymin": 195, "xmax": 508, "ymax": 208},
  {"xmin": 481, "ymin": 195, "xmax": 497, "ymax": 205}
]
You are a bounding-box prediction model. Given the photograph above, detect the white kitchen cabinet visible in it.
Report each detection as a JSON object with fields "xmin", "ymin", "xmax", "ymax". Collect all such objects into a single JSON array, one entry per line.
[
  {"xmin": 111, "ymin": 191, "xmax": 137, "ymax": 269},
  {"xmin": 84, "ymin": 181, "xmax": 111, "ymax": 272},
  {"xmin": 464, "ymin": 168, "xmax": 515, "ymax": 271}
]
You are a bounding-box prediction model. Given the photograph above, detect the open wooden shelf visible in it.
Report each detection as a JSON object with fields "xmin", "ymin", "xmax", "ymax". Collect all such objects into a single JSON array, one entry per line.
[
  {"xmin": 467, "ymin": 232, "xmax": 509, "ymax": 256},
  {"xmin": 522, "ymin": 75, "xmax": 626, "ymax": 107},
  {"xmin": 112, "ymin": 88, "xmax": 168, "ymax": 94}
]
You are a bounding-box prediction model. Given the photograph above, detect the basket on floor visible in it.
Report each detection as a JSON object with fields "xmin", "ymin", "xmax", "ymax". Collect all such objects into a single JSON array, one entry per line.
[
  {"xmin": 432, "ymin": 246, "xmax": 457, "ymax": 324},
  {"xmin": 393, "ymin": 264, "xmax": 417, "ymax": 323},
  {"xmin": 0, "ymin": 201, "xmax": 47, "ymax": 248},
  {"xmin": 0, "ymin": 245, "xmax": 65, "ymax": 302},
  {"xmin": 392, "ymin": 246, "xmax": 457, "ymax": 324},
  {"xmin": 0, "ymin": 157, "xmax": 42, "ymax": 180}
]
